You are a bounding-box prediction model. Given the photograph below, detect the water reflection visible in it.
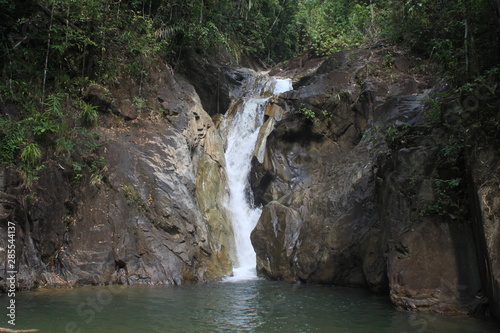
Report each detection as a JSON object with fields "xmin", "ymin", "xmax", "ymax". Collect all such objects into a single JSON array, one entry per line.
[{"xmin": 8, "ymin": 280, "xmax": 500, "ymax": 333}]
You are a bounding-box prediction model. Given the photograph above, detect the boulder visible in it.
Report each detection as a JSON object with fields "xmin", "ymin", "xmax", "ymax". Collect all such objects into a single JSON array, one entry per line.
[
  {"xmin": 250, "ymin": 48, "xmax": 489, "ymax": 315},
  {"xmin": 468, "ymin": 146, "xmax": 500, "ymax": 317}
]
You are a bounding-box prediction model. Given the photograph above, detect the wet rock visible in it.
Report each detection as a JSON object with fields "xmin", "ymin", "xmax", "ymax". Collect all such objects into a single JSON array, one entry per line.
[
  {"xmin": 468, "ymin": 146, "xmax": 500, "ymax": 317},
  {"xmin": 183, "ymin": 62, "xmax": 255, "ymax": 116},
  {"xmin": 0, "ymin": 62, "xmax": 235, "ymax": 289},
  {"xmin": 386, "ymin": 220, "xmax": 482, "ymax": 313},
  {"xmin": 251, "ymin": 127, "xmax": 385, "ymax": 287},
  {"xmin": 251, "ymin": 201, "xmax": 302, "ymax": 281},
  {"xmin": 251, "ymin": 48, "xmax": 489, "ymax": 315}
]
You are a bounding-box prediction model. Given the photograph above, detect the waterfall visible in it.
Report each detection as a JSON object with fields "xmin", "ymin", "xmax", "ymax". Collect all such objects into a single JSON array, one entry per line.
[{"xmin": 223, "ymin": 73, "xmax": 292, "ymax": 281}]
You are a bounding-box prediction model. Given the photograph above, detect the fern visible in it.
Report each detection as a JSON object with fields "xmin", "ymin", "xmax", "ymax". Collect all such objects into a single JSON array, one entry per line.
[
  {"xmin": 79, "ymin": 100, "xmax": 99, "ymax": 127},
  {"xmin": 44, "ymin": 93, "xmax": 64, "ymax": 117},
  {"xmin": 154, "ymin": 25, "xmax": 180, "ymax": 40},
  {"xmin": 0, "ymin": 117, "xmax": 25, "ymax": 165},
  {"xmin": 21, "ymin": 143, "xmax": 41, "ymax": 169}
]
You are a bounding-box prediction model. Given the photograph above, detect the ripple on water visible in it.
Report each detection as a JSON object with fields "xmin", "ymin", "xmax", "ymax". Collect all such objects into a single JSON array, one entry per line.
[{"xmin": 9, "ymin": 281, "xmax": 500, "ymax": 333}]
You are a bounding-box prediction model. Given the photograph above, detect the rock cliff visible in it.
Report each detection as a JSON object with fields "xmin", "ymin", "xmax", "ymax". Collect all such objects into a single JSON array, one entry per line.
[
  {"xmin": 250, "ymin": 48, "xmax": 499, "ymax": 316},
  {"xmin": 0, "ymin": 62, "xmax": 236, "ymax": 288}
]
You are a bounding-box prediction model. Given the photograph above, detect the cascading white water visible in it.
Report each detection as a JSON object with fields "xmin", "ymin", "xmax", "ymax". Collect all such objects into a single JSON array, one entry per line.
[{"xmin": 224, "ymin": 73, "xmax": 292, "ymax": 282}]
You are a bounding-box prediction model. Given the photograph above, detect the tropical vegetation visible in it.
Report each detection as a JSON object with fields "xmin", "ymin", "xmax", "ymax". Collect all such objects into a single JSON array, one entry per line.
[{"xmin": 0, "ymin": 0, "xmax": 499, "ymax": 181}]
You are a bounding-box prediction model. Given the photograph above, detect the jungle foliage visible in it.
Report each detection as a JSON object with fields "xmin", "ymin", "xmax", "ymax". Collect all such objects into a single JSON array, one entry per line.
[{"xmin": 0, "ymin": 0, "xmax": 499, "ymax": 178}]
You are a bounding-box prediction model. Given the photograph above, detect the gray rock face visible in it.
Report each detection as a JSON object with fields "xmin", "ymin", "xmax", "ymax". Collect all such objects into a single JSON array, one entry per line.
[
  {"xmin": 468, "ymin": 147, "xmax": 500, "ymax": 318},
  {"xmin": 0, "ymin": 63, "xmax": 235, "ymax": 289},
  {"xmin": 379, "ymin": 133, "xmax": 483, "ymax": 314},
  {"xmin": 183, "ymin": 62, "xmax": 256, "ymax": 116},
  {"xmin": 251, "ymin": 120, "xmax": 385, "ymax": 288},
  {"xmin": 250, "ymin": 48, "xmax": 495, "ymax": 315},
  {"xmin": 251, "ymin": 49, "xmax": 390, "ymax": 288}
]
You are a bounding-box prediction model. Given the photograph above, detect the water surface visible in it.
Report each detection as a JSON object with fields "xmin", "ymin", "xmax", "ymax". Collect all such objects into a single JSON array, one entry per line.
[{"xmin": 5, "ymin": 280, "xmax": 500, "ymax": 333}]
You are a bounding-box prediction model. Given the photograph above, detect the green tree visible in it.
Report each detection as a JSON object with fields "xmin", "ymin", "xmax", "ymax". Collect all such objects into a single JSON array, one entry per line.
[
  {"xmin": 386, "ymin": 0, "xmax": 500, "ymax": 82},
  {"xmin": 295, "ymin": 0, "xmax": 371, "ymax": 55}
]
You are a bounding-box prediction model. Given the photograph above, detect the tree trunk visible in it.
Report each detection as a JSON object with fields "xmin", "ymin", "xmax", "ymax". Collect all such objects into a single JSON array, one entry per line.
[
  {"xmin": 494, "ymin": 0, "xmax": 500, "ymax": 61},
  {"xmin": 199, "ymin": 0, "xmax": 204, "ymax": 24},
  {"xmin": 35, "ymin": 2, "xmax": 84, "ymax": 34},
  {"xmin": 464, "ymin": 17, "xmax": 470, "ymax": 79},
  {"xmin": 369, "ymin": 0, "xmax": 375, "ymax": 38},
  {"xmin": 41, "ymin": 2, "xmax": 54, "ymax": 104}
]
